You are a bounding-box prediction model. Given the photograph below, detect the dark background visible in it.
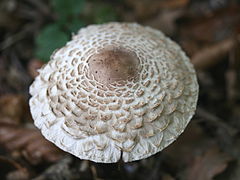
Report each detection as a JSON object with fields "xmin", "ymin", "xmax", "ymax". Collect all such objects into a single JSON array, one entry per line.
[{"xmin": 0, "ymin": 0, "xmax": 240, "ymax": 179}]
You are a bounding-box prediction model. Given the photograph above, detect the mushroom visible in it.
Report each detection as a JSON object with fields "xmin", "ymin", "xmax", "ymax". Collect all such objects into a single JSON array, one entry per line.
[{"xmin": 29, "ymin": 22, "xmax": 198, "ymax": 163}]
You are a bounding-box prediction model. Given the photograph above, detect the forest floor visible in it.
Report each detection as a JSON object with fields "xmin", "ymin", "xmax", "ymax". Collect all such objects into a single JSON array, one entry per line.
[{"xmin": 0, "ymin": 0, "xmax": 240, "ymax": 179}]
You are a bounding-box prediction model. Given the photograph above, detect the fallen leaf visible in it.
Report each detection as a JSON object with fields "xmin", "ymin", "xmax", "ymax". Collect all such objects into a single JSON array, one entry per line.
[
  {"xmin": 0, "ymin": 156, "xmax": 29, "ymax": 180},
  {"xmin": 165, "ymin": 121, "xmax": 216, "ymax": 166},
  {"xmin": 0, "ymin": 123, "xmax": 65, "ymax": 165},
  {"xmin": 162, "ymin": 174, "xmax": 175, "ymax": 180},
  {"xmin": 27, "ymin": 59, "xmax": 44, "ymax": 78},
  {"xmin": 191, "ymin": 37, "xmax": 237, "ymax": 70},
  {"xmin": 186, "ymin": 147, "xmax": 232, "ymax": 180},
  {"xmin": 0, "ymin": 54, "xmax": 31, "ymax": 93},
  {"xmin": 126, "ymin": 0, "xmax": 189, "ymax": 19},
  {"xmin": 225, "ymin": 41, "xmax": 240, "ymax": 104},
  {"xmin": 143, "ymin": 9, "xmax": 183, "ymax": 36},
  {"xmin": 179, "ymin": 6, "xmax": 240, "ymax": 44},
  {"xmin": 6, "ymin": 169, "xmax": 29, "ymax": 180},
  {"xmin": 32, "ymin": 156, "xmax": 82, "ymax": 180},
  {"xmin": 0, "ymin": 94, "xmax": 26, "ymax": 125}
]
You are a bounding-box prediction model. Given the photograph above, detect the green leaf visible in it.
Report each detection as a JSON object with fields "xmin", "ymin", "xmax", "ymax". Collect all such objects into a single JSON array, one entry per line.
[
  {"xmin": 51, "ymin": 0, "xmax": 85, "ymax": 22},
  {"xmin": 35, "ymin": 24, "xmax": 69, "ymax": 62},
  {"xmin": 66, "ymin": 18, "xmax": 85, "ymax": 33},
  {"xmin": 94, "ymin": 4, "xmax": 118, "ymax": 24}
]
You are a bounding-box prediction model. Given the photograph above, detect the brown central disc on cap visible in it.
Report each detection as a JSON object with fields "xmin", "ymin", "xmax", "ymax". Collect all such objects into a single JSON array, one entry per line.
[{"xmin": 88, "ymin": 47, "xmax": 139, "ymax": 84}]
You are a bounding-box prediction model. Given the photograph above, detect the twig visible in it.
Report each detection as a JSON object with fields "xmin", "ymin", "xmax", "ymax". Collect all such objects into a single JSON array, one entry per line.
[
  {"xmin": 25, "ymin": 0, "xmax": 51, "ymax": 16},
  {"xmin": 0, "ymin": 23, "xmax": 37, "ymax": 51},
  {"xmin": 191, "ymin": 35, "xmax": 240, "ymax": 70},
  {"xmin": 90, "ymin": 164, "xmax": 104, "ymax": 180},
  {"xmin": 0, "ymin": 31, "xmax": 27, "ymax": 51},
  {"xmin": 195, "ymin": 107, "xmax": 238, "ymax": 136},
  {"xmin": 32, "ymin": 155, "xmax": 77, "ymax": 180}
]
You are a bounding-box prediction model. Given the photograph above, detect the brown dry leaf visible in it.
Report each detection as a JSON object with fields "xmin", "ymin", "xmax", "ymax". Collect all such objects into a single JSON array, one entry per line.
[
  {"xmin": 179, "ymin": 6, "xmax": 240, "ymax": 44},
  {"xmin": 0, "ymin": 94, "xmax": 27, "ymax": 125},
  {"xmin": 158, "ymin": 0, "xmax": 189, "ymax": 9},
  {"xmin": 6, "ymin": 169, "xmax": 30, "ymax": 180},
  {"xmin": 126, "ymin": 0, "xmax": 189, "ymax": 19},
  {"xmin": 0, "ymin": 123, "xmax": 65, "ymax": 165},
  {"xmin": 0, "ymin": 0, "xmax": 22, "ymax": 31},
  {"xmin": 186, "ymin": 147, "xmax": 232, "ymax": 180},
  {"xmin": 226, "ymin": 69, "xmax": 237, "ymax": 104},
  {"xmin": 0, "ymin": 56, "xmax": 10, "ymax": 94},
  {"xmin": 27, "ymin": 59, "xmax": 44, "ymax": 78},
  {"xmin": 143, "ymin": 9, "xmax": 183, "ymax": 36},
  {"xmin": 225, "ymin": 41, "xmax": 240, "ymax": 104},
  {"xmin": 0, "ymin": 156, "xmax": 30, "ymax": 180},
  {"xmin": 191, "ymin": 37, "xmax": 237, "ymax": 70},
  {"xmin": 165, "ymin": 121, "xmax": 216, "ymax": 166},
  {"xmin": 0, "ymin": 11, "xmax": 19, "ymax": 30},
  {"xmin": 32, "ymin": 156, "xmax": 81, "ymax": 180},
  {"xmin": 162, "ymin": 174, "xmax": 175, "ymax": 180}
]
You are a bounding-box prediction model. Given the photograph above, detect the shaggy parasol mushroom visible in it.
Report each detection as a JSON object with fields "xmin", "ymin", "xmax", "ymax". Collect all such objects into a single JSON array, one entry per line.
[{"xmin": 29, "ymin": 22, "xmax": 198, "ymax": 163}]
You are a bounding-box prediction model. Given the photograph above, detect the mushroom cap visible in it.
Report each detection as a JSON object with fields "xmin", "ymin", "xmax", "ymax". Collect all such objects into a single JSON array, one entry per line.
[{"xmin": 29, "ymin": 22, "xmax": 198, "ymax": 163}]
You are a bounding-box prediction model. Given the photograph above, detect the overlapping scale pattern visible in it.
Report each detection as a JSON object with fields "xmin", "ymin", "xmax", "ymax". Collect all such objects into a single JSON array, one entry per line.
[{"xmin": 29, "ymin": 23, "xmax": 198, "ymax": 163}]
